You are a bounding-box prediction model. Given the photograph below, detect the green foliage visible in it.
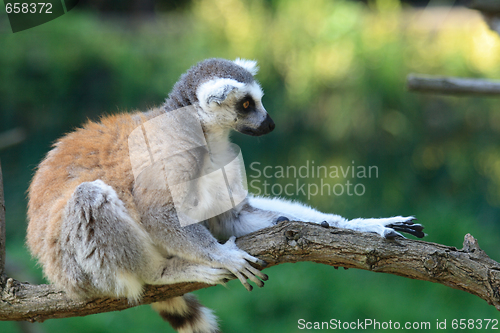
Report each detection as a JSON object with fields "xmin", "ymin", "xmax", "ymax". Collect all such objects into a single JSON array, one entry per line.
[{"xmin": 1, "ymin": 1, "xmax": 500, "ymax": 332}]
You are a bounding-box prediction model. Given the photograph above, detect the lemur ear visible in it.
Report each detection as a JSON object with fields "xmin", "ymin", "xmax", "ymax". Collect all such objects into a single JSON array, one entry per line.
[
  {"xmin": 234, "ymin": 58, "xmax": 259, "ymax": 76},
  {"xmin": 197, "ymin": 78, "xmax": 244, "ymax": 106},
  {"xmin": 207, "ymin": 84, "xmax": 236, "ymax": 105}
]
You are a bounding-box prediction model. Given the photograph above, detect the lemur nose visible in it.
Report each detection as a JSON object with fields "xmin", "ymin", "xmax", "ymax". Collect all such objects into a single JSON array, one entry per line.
[
  {"xmin": 265, "ymin": 115, "xmax": 275, "ymax": 132},
  {"xmin": 268, "ymin": 118, "xmax": 276, "ymax": 131}
]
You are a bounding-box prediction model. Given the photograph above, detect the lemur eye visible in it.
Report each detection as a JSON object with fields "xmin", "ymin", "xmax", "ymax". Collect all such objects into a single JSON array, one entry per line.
[{"xmin": 243, "ymin": 101, "xmax": 250, "ymax": 109}]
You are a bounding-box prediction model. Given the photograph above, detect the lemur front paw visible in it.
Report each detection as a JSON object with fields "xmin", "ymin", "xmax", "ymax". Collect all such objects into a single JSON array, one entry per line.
[
  {"xmin": 214, "ymin": 236, "xmax": 268, "ymax": 291},
  {"xmin": 191, "ymin": 266, "xmax": 237, "ymax": 285}
]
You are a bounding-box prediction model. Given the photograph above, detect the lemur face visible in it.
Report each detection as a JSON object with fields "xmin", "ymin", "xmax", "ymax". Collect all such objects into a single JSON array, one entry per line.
[
  {"xmin": 233, "ymin": 92, "xmax": 275, "ymax": 136},
  {"xmin": 195, "ymin": 60, "xmax": 275, "ymax": 137}
]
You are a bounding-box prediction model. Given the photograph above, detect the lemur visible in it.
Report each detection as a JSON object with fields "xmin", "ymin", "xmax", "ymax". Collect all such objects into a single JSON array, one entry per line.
[{"xmin": 27, "ymin": 58, "xmax": 424, "ymax": 333}]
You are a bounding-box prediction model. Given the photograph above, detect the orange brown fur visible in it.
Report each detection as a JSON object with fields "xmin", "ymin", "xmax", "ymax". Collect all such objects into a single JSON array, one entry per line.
[{"xmin": 27, "ymin": 110, "xmax": 155, "ymax": 288}]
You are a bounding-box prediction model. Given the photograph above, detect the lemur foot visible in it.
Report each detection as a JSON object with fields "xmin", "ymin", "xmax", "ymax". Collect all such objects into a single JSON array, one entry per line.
[
  {"xmin": 343, "ymin": 216, "xmax": 424, "ymax": 239},
  {"xmin": 213, "ymin": 236, "xmax": 268, "ymax": 291},
  {"xmin": 386, "ymin": 218, "xmax": 425, "ymax": 238}
]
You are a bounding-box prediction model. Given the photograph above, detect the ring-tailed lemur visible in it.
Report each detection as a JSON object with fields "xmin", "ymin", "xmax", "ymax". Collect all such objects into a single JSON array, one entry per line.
[{"xmin": 27, "ymin": 58, "xmax": 424, "ymax": 333}]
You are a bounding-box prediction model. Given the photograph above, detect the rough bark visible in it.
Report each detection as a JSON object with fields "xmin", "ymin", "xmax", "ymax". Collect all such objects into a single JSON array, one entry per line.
[{"xmin": 1, "ymin": 221, "xmax": 499, "ymax": 322}]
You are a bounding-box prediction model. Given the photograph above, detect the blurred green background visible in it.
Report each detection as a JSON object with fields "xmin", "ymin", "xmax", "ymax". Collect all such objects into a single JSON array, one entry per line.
[{"xmin": 1, "ymin": 0, "xmax": 500, "ymax": 332}]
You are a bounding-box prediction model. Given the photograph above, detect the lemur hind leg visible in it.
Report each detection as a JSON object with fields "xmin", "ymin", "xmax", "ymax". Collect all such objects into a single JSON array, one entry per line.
[
  {"xmin": 61, "ymin": 180, "xmax": 236, "ymax": 301},
  {"xmin": 60, "ymin": 180, "xmax": 152, "ymax": 301}
]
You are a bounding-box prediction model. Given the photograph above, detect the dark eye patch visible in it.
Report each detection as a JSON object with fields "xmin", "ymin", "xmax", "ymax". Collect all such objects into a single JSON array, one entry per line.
[{"xmin": 236, "ymin": 95, "xmax": 255, "ymax": 114}]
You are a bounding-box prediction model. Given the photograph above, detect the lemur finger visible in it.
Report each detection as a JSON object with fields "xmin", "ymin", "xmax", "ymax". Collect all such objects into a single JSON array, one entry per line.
[
  {"xmin": 242, "ymin": 253, "xmax": 267, "ymax": 267},
  {"xmin": 384, "ymin": 229, "xmax": 404, "ymax": 239},
  {"xmin": 400, "ymin": 229, "xmax": 425, "ymax": 238},
  {"xmin": 232, "ymin": 270, "xmax": 253, "ymax": 292},
  {"xmin": 391, "ymin": 227, "xmax": 425, "ymax": 238},
  {"xmin": 243, "ymin": 268, "xmax": 265, "ymax": 288},
  {"xmin": 244, "ymin": 264, "xmax": 268, "ymax": 282},
  {"xmin": 203, "ymin": 268, "xmax": 235, "ymax": 285},
  {"xmin": 253, "ymin": 258, "xmax": 268, "ymax": 267},
  {"xmin": 220, "ymin": 270, "xmax": 237, "ymax": 281},
  {"xmin": 387, "ymin": 222, "xmax": 425, "ymax": 238},
  {"xmin": 388, "ymin": 220, "xmax": 422, "ymax": 228}
]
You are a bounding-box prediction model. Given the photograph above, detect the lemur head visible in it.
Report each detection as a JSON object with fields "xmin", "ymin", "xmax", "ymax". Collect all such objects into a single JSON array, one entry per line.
[{"xmin": 164, "ymin": 58, "xmax": 275, "ymax": 137}]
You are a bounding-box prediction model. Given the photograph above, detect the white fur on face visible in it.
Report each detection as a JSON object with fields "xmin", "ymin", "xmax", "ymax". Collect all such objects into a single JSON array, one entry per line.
[
  {"xmin": 197, "ymin": 78, "xmax": 246, "ymax": 109},
  {"xmin": 196, "ymin": 78, "xmax": 265, "ymax": 130}
]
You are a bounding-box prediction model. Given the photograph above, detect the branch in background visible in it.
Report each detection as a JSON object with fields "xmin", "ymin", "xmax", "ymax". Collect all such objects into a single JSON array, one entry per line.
[
  {"xmin": 0, "ymin": 128, "xmax": 26, "ymax": 151},
  {"xmin": 408, "ymin": 2, "xmax": 500, "ymax": 97},
  {"xmin": 407, "ymin": 74, "xmax": 500, "ymax": 96},
  {"xmin": 0, "ymin": 160, "xmax": 6, "ymax": 277},
  {"xmin": 469, "ymin": 0, "xmax": 500, "ymax": 35},
  {"xmin": 470, "ymin": 0, "xmax": 500, "ymax": 13},
  {"xmin": 1, "ymin": 221, "xmax": 499, "ymax": 322}
]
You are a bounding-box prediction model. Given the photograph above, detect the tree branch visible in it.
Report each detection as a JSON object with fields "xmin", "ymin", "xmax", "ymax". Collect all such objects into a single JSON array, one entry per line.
[
  {"xmin": 1, "ymin": 221, "xmax": 499, "ymax": 322},
  {"xmin": 469, "ymin": 0, "xmax": 500, "ymax": 36},
  {"xmin": 469, "ymin": 0, "xmax": 500, "ymax": 13},
  {"xmin": 407, "ymin": 74, "xmax": 500, "ymax": 96},
  {"xmin": 406, "ymin": 2, "xmax": 500, "ymax": 97},
  {"xmin": 0, "ymin": 128, "xmax": 26, "ymax": 151},
  {"xmin": 0, "ymin": 160, "xmax": 6, "ymax": 277}
]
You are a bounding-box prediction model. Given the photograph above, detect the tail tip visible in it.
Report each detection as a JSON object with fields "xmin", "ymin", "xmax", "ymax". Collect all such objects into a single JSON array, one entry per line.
[{"xmin": 152, "ymin": 295, "xmax": 220, "ymax": 333}]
